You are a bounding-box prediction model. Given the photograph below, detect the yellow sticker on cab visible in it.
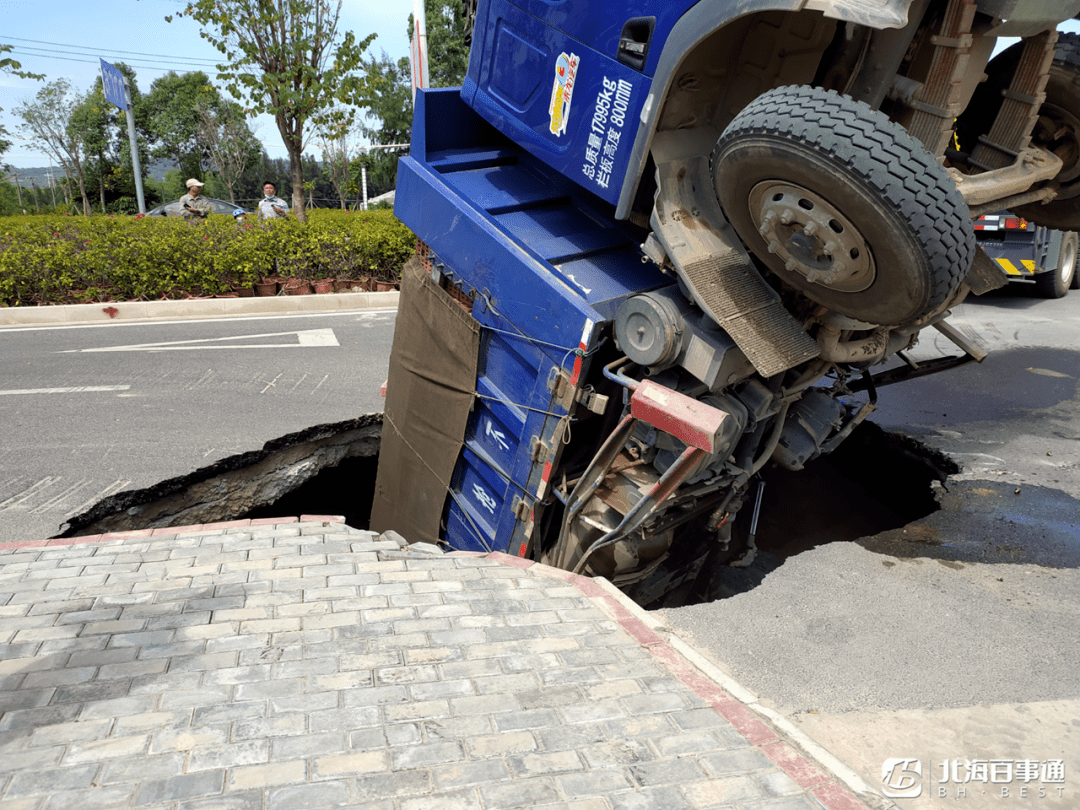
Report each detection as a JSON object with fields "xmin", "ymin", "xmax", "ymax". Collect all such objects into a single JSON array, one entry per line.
[{"xmin": 548, "ymin": 52, "xmax": 579, "ymax": 137}]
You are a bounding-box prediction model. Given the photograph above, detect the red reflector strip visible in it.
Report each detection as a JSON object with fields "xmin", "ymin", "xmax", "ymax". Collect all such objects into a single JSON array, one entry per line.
[{"xmin": 1003, "ymin": 218, "xmax": 1027, "ymax": 230}]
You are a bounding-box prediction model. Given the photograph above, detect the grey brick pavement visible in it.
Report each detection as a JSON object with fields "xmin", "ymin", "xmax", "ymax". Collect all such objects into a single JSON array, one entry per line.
[{"xmin": 0, "ymin": 520, "xmax": 872, "ymax": 810}]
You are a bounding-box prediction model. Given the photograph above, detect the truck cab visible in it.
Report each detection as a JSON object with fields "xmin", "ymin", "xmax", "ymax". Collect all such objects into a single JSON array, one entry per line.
[{"xmin": 376, "ymin": 2, "xmax": 1080, "ymax": 604}]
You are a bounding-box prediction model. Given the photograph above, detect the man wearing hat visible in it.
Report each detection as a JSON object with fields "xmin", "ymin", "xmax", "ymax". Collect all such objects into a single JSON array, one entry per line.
[{"xmin": 179, "ymin": 178, "xmax": 211, "ymax": 220}]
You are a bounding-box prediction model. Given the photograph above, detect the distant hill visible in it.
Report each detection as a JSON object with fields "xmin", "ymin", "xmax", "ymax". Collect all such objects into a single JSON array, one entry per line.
[{"xmin": 8, "ymin": 160, "xmax": 175, "ymax": 185}]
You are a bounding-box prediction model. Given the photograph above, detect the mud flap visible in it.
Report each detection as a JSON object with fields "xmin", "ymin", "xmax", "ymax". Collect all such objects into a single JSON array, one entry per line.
[
  {"xmin": 371, "ymin": 256, "xmax": 481, "ymax": 545},
  {"xmin": 649, "ymin": 134, "xmax": 820, "ymax": 377}
]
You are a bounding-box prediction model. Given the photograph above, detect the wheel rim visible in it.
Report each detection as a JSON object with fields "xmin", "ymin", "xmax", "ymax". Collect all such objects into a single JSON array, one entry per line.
[
  {"xmin": 1040, "ymin": 101, "xmax": 1080, "ymax": 190},
  {"xmin": 748, "ymin": 181, "xmax": 876, "ymax": 292},
  {"xmin": 1061, "ymin": 235, "xmax": 1077, "ymax": 287}
]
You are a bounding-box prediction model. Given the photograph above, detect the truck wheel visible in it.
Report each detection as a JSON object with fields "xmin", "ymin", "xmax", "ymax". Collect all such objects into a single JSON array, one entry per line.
[
  {"xmin": 711, "ymin": 86, "xmax": 973, "ymax": 326},
  {"xmin": 1035, "ymin": 231, "xmax": 1078, "ymax": 298},
  {"xmin": 960, "ymin": 33, "xmax": 1080, "ymax": 231}
]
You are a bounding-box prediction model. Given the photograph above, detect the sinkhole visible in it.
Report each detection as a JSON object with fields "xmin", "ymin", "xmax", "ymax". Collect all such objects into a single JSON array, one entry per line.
[{"xmin": 55, "ymin": 416, "xmax": 957, "ymax": 607}]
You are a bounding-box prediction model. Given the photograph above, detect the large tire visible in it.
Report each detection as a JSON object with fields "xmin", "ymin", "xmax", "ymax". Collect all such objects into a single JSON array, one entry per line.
[
  {"xmin": 959, "ymin": 33, "xmax": 1080, "ymax": 231},
  {"xmin": 711, "ymin": 86, "xmax": 974, "ymax": 326},
  {"xmin": 1034, "ymin": 231, "xmax": 1078, "ymax": 298}
]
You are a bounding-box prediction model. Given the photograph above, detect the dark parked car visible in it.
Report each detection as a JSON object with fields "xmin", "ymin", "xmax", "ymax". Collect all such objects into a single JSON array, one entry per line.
[{"xmin": 145, "ymin": 197, "xmax": 253, "ymax": 217}]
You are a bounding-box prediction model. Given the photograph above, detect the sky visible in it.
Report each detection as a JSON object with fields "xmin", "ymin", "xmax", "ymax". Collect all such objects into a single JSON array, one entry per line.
[
  {"xmin": 0, "ymin": 0, "xmax": 414, "ymax": 170},
  {"xmin": 2, "ymin": 3, "xmax": 1078, "ymax": 173}
]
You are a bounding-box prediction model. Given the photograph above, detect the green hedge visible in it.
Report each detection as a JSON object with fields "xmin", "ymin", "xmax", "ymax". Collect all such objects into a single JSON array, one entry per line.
[{"xmin": 0, "ymin": 209, "xmax": 415, "ymax": 306}]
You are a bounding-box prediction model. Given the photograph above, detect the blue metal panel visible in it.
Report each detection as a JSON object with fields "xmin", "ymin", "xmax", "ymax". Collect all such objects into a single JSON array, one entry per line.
[
  {"xmin": 395, "ymin": 88, "xmax": 669, "ymax": 555},
  {"xmin": 466, "ymin": 0, "xmax": 652, "ymax": 204},
  {"xmin": 505, "ymin": 0, "xmax": 698, "ymax": 76}
]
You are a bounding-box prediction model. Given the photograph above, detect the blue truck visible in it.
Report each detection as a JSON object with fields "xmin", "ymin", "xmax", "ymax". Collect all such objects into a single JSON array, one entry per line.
[{"xmin": 373, "ymin": 1, "xmax": 1080, "ymax": 605}]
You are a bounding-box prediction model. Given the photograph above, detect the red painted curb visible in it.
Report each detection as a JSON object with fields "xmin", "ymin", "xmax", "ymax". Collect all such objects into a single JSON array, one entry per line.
[
  {"xmin": 0, "ymin": 539, "xmax": 49, "ymax": 550},
  {"xmin": 713, "ymin": 699, "xmax": 780, "ymax": 746},
  {"xmin": 0, "ymin": 517, "xmax": 320, "ymax": 552},
  {"xmin": 486, "ymin": 551, "xmax": 534, "ymax": 569},
  {"xmin": 47, "ymin": 534, "xmax": 106, "ymax": 546},
  {"xmin": 762, "ymin": 740, "xmax": 830, "ymax": 789},
  {"xmin": 101, "ymin": 528, "xmax": 156, "ymax": 539},
  {"xmin": 813, "ymin": 782, "xmax": 870, "ymax": 810}
]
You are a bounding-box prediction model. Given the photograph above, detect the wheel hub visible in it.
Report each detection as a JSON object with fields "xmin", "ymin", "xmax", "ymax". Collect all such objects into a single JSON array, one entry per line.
[{"xmin": 748, "ymin": 181, "xmax": 875, "ymax": 292}]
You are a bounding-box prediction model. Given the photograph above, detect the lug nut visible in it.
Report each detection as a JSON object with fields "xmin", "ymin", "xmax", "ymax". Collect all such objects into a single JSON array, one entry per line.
[
  {"xmin": 802, "ymin": 221, "xmax": 819, "ymax": 236},
  {"xmin": 767, "ymin": 240, "xmax": 781, "ymax": 254},
  {"xmin": 780, "ymin": 209, "xmax": 795, "ymax": 225}
]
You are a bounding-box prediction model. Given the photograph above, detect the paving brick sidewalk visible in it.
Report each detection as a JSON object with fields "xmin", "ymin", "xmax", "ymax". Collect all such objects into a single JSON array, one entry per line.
[{"xmin": 0, "ymin": 518, "xmax": 885, "ymax": 810}]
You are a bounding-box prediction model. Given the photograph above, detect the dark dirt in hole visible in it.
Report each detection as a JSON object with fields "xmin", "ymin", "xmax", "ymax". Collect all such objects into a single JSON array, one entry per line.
[
  {"xmin": 691, "ymin": 421, "xmax": 960, "ymax": 602},
  {"xmin": 56, "ymin": 414, "xmax": 971, "ymax": 604},
  {"xmin": 242, "ymin": 455, "xmax": 379, "ymax": 529}
]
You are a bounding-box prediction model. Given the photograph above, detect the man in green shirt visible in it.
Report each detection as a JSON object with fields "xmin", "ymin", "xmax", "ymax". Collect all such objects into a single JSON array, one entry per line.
[{"xmin": 179, "ymin": 178, "xmax": 211, "ymax": 220}]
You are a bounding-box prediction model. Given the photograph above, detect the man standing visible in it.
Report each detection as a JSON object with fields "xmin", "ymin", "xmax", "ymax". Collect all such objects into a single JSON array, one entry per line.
[
  {"xmin": 258, "ymin": 182, "xmax": 291, "ymax": 220},
  {"xmin": 179, "ymin": 179, "xmax": 211, "ymax": 219}
]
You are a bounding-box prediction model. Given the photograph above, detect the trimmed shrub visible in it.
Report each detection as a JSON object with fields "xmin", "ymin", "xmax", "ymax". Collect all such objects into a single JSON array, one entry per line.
[{"xmin": 0, "ymin": 209, "xmax": 415, "ymax": 306}]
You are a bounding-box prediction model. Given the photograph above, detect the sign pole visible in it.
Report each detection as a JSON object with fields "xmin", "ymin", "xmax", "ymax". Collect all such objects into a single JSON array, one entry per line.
[
  {"xmin": 100, "ymin": 59, "xmax": 145, "ymax": 214},
  {"xmin": 124, "ymin": 78, "xmax": 146, "ymax": 214},
  {"xmin": 411, "ymin": 0, "xmax": 429, "ymax": 104}
]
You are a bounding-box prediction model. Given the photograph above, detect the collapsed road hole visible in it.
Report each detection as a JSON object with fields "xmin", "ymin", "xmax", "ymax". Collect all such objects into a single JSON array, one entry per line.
[
  {"xmin": 56, "ymin": 414, "xmax": 382, "ymax": 539},
  {"xmin": 685, "ymin": 421, "xmax": 961, "ymax": 605},
  {"xmin": 241, "ymin": 455, "xmax": 378, "ymax": 529},
  {"xmin": 57, "ymin": 415, "xmax": 958, "ymax": 608}
]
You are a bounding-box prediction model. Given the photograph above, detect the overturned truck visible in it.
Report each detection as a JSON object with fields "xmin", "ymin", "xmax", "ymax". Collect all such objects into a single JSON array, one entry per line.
[{"xmin": 373, "ymin": 0, "xmax": 1080, "ymax": 605}]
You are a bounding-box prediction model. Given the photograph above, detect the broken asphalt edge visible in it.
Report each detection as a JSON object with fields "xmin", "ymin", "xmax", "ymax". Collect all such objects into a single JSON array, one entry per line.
[
  {"xmin": 0, "ymin": 516, "xmax": 898, "ymax": 810},
  {"xmin": 0, "ymin": 290, "xmax": 399, "ymax": 329}
]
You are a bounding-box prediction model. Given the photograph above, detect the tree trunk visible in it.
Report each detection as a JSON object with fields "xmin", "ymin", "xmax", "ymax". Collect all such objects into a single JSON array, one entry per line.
[{"xmin": 287, "ymin": 143, "xmax": 306, "ymax": 224}]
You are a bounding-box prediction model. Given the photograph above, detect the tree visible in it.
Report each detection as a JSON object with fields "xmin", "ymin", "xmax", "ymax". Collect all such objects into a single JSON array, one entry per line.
[
  {"xmin": 170, "ymin": 0, "xmax": 377, "ymax": 222},
  {"xmin": 2, "ymin": 43, "xmax": 46, "ymax": 165},
  {"xmin": 410, "ymin": 0, "xmax": 472, "ymax": 89},
  {"xmin": 357, "ymin": 5, "xmax": 471, "ymax": 201},
  {"xmin": 195, "ymin": 101, "xmax": 262, "ymax": 204},
  {"xmin": 315, "ymin": 107, "xmax": 362, "ymax": 209},
  {"xmin": 15, "ymin": 79, "xmax": 92, "ymax": 216},
  {"xmin": 143, "ymin": 71, "xmax": 223, "ymax": 181}
]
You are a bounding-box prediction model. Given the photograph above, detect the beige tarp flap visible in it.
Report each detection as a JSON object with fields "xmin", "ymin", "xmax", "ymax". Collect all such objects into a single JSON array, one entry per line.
[{"xmin": 370, "ymin": 256, "xmax": 480, "ymax": 545}]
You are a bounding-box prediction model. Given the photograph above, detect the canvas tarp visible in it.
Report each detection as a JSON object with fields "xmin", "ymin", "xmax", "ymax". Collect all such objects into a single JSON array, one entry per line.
[{"xmin": 370, "ymin": 255, "xmax": 480, "ymax": 545}]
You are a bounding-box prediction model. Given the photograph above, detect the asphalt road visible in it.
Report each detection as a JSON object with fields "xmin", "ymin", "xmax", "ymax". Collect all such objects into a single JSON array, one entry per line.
[
  {"xmin": 657, "ymin": 286, "xmax": 1080, "ymax": 810},
  {"xmin": 0, "ymin": 310, "xmax": 396, "ymax": 543}
]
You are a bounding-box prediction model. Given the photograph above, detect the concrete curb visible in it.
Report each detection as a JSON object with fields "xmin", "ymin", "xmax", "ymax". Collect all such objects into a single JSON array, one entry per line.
[
  {"xmin": 584, "ymin": 571, "xmax": 900, "ymax": 810},
  {"xmin": 0, "ymin": 291, "xmax": 399, "ymax": 328}
]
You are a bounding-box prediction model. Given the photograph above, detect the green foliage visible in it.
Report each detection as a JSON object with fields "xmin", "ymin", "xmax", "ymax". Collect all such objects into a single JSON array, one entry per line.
[
  {"xmin": 169, "ymin": 0, "xmax": 378, "ymax": 222},
  {"xmin": 143, "ymin": 71, "xmax": 224, "ymax": 180},
  {"xmin": 0, "ymin": 209, "xmax": 413, "ymax": 306},
  {"xmin": 410, "ymin": 0, "xmax": 472, "ymax": 89},
  {"xmin": 1, "ymin": 43, "xmax": 46, "ymax": 162},
  {"xmin": 361, "ymin": 2, "xmax": 472, "ymax": 197},
  {"xmin": 15, "ymin": 79, "xmax": 93, "ymax": 216}
]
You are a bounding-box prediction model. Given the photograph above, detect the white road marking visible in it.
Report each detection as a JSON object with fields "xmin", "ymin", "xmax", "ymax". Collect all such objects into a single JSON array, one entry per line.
[
  {"xmin": 0, "ymin": 386, "xmax": 131, "ymax": 396},
  {"xmin": 3, "ymin": 310, "xmax": 395, "ymax": 333},
  {"xmin": 260, "ymin": 373, "xmax": 284, "ymax": 394},
  {"xmin": 59, "ymin": 328, "xmax": 340, "ymax": 353}
]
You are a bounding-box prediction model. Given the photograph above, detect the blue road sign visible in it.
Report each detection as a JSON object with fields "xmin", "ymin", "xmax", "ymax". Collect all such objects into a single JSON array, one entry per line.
[{"xmin": 100, "ymin": 59, "xmax": 128, "ymax": 109}]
